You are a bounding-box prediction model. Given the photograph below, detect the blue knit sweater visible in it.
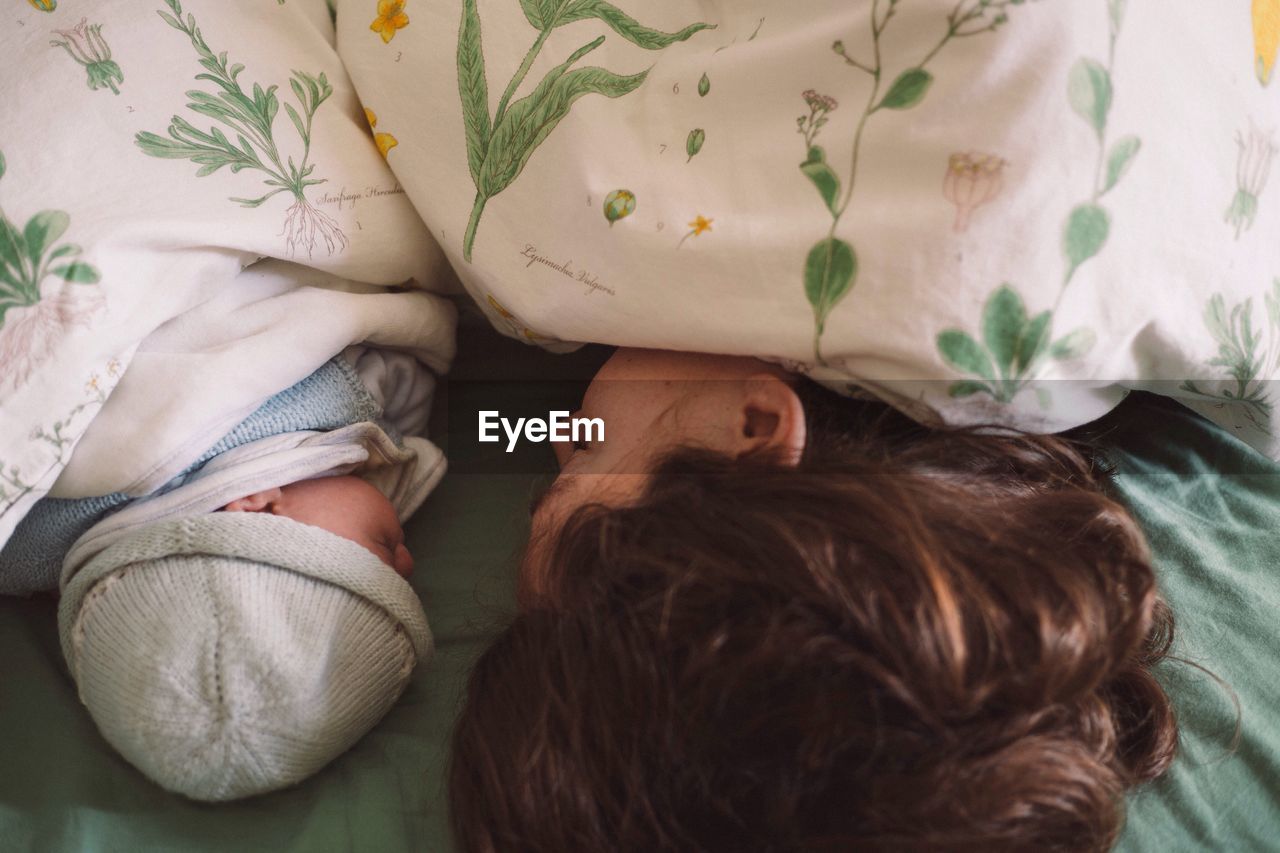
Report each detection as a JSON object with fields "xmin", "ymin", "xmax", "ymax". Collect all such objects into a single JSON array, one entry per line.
[{"xmin": 0, "ymin": 357, "xmax": 382, "ymax": 595}]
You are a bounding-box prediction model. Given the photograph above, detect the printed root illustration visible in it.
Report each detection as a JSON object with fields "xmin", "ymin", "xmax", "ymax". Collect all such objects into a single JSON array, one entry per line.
[{"xmin": 136, "ymin": 0, "xmax": 348, "ymax": 258}]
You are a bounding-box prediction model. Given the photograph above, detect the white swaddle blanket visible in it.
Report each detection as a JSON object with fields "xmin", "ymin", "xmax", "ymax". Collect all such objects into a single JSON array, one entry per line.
[{"xmin": 1, "ymin": 0, "xmax": 455, "ymax": 546}]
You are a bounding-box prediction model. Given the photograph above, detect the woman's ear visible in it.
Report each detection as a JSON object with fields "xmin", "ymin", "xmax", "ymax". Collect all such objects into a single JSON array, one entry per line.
[
  {"xmin": 221, "ymin": 487, "xmax": 284, "ymax": 513},
  {"xmin": 736, "ymin": 374, "xmax": 807, "ymax": 465}
]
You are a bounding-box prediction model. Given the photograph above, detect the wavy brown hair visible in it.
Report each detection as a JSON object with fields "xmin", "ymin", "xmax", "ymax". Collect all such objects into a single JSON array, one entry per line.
[{"xmin": 449, "ymin": 382, "xmax": 1178, "ymax": 852}]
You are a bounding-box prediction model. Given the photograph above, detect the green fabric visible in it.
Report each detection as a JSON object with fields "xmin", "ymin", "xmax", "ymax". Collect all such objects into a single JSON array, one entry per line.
[
  {"xmin": 0, "ymin": 310, "xmax": 605, "ymax": 853},
  {"xmin": 0, "ymin": 472, "xmax": 524, "ymax": 853},
  {"xmin": 1107, "ymin": 394, "xmax": 1280, "ymax": 851},
  {"xmin": 2, "ymin": 318, "xmax": 1278, "ymax": 851}
]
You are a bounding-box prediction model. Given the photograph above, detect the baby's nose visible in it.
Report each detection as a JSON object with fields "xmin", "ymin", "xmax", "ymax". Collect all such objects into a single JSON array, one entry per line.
[{"xmin": 394, "ymin": 543, "xmax": 414, "ymax": 578}]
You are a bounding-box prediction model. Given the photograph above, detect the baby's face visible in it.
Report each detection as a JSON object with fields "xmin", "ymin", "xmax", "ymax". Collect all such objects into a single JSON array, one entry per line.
[{"xmin": 223, "ymin": 475, "xmax": 414, "ymax": 577}]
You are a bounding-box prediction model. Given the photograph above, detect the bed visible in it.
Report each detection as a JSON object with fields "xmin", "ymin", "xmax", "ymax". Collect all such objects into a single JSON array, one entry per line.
[
  {"xmin": 4, "ymin": 0, "xmax": 1278, "ymax": 847},
  {"xmin": 1, "ymin": 311, "xmax": 1279, "ymax": 851}
]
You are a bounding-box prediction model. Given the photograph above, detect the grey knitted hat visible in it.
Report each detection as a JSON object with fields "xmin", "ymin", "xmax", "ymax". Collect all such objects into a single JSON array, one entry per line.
[{"xmin": 57, "ymin": 512, "xmax": 432, "ymax": 802}]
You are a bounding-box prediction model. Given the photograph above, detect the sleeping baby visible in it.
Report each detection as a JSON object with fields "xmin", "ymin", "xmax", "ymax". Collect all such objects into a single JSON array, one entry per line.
[{"xmin": 0, "ymin": 346, "xmax": 442, "ymax": 802}]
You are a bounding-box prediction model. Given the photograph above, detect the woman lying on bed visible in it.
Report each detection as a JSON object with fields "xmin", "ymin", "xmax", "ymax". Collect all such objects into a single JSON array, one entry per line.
[
  {"xmin": 447, "ymin": 347, "xmax": 1178, "ymax": 852},
  {"xmin": 327, "ymin": 0, "xmax": 1261, "ymax": 847}
]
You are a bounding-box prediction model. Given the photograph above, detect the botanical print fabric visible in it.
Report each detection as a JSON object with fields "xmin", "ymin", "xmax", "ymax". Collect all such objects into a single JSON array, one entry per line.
[
  {"xmin": 0, "ymin": 0, "xmax": 450, "ymax": 544},
  {"xmin": 336, "ymin": 0, "xmax": 1280, "ymax": 456}
]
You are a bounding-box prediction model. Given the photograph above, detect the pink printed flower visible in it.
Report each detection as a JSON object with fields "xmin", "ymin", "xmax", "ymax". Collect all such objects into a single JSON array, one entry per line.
[
  {"xmin": 798, "ymin": 90, "xmax": 838, "ymax": 149},
  {"xmin": 943, "ymin": 152, "xmax": 1008, "ymax": 233},
  {"xmin": 0, "ymin": 290, "xmax": 104, "ymax": 396}
]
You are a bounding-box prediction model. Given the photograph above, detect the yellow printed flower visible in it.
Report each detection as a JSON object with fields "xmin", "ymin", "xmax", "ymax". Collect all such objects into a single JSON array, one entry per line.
[
  {"xmin": 486, "ymin": 295, "xmax": 545, "ymax": 341},
  {"xmin": 677, "ymin": 215, "xmax": 713, "ymax": 248},
  {"xmin": 1256, "ymin": 0, "xmax": 1280, "ymax": 85},
  {"xmin": 362, "ymin": 107, "xmax": 399, "ymax": 158},
  {"xmin": 370, "ymin": 0, "xmax": 409, "ymax": 44},
  {"xmin": 28, "ymin": 0, "xmax": 57, "ymax": 11},
  {"xmin": 486, "ymin": 294, "xmax": 515, "ymax": 320}
]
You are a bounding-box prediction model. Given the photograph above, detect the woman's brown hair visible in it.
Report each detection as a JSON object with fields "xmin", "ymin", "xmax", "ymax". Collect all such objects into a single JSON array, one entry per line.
[{"xmin": 449, "ymin": 382, "xmax": 1178, "ymax": 852}]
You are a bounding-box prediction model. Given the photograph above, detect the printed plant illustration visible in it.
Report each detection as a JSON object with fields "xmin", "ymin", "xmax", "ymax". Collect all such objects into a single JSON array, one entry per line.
[
  {"xmin": 1179, "ymin": 280, "xmax": 1280, "ymax": 433},
  {"xmin": 28, "ymin": 0, "xmax": 56, "ymax": 13},
  {"xmin": 677, "ymin": 214, "xmax": 712, "ymax": 248},
  {"xmin": 797, "ymin": 0, "xmax": 1024, "ymax": 364},
  {"xmin": 1226, "ymin": 120, "xmax": 1276, "ymax": 238},
  {"xmin": 936, "ymin": 0, "xmax": 1137, "ymax": 406},
  {"xmin": 936, "ymin": 285, "xmax": 1094, "ymax": 405},
  {"xmin": 698, "ymin": 72, "xmax": 710, "ymax": 97},
  {"xmin": 602, "ymin": 189, "xmax": 635, "ymax": 225},
  {"xmin": 370, "ymin": 0, "xmax": 409, "ymax": 44},
  {"xmin": 942, "ymin": 152, "xmax": 1007, "ymax": 232},
  {"xmin": 0, "ymin": 363, "xmax": 113, "ymax": 510},
  {"xmin": 686, "ymin": 128, "xmax": 705, "ymax": 162},
  {"xmin": 136, "ymin": 0, "xmax": 348, "ymax": 258},
  {"xmin": 486, "ymin": 294, "xmax": 546, "ymax": 342},
  {"xmin": 1255, "ymin": 0, "xmax": 1279, "ymax": 86},
  {"xmin": 1058, "ymin": 0, "xmax": 1140, "ymax": 290},
  {"xmin": 50, "ymin": 18, "xmax": 124, "ymax": 95},
  {"xmin": 456, "ymin": 0, "xmax": 713, "ymax": 261},
  {"xmin": 363, "ymin": 108, "xmax": 399, "ymax": 158},
  {"xmin": 0, "ymin": 149, "xmax": 104, "ymax": 396}
]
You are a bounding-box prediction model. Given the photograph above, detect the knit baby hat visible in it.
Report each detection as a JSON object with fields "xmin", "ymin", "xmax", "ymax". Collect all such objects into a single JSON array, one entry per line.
[{"xmin": 57, "ymin": 512, "xmax": 432, "ymax": 802}]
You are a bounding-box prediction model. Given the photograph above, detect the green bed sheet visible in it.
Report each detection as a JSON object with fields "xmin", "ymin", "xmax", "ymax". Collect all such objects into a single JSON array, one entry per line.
[{"xmin": 1, "ymin": 317, "xmax": 1278, "ymax": 851}]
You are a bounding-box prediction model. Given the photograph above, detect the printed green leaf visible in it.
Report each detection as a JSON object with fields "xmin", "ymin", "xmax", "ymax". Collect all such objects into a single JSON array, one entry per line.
[
  {"xmin": 937, "ymin": 329, "xmax": 996, "ymax": 380},
  {"xmin": 157, "ymin": 9, "xmax": 184, "ymax": 30},
  {"xmin": 0, "ymin": 151, "xmax": 5, "ymax": 181},
  {"xmin": 799, "ymin": 148, "xmax": 841, "ymax": 216},
  {"xmin": 24, "ymin": 211, "xmax": 70, "ymax": 269},
  {"xmin": 1048, "ymin": 328, "xmax": 1096, "ymax": 360},
  {"xmin": 50, "ymin": 261, "xmax": 100, "ymax": 283},
  {"xmin": 1202, "ymin": 294, "xmax": 1231, "ymax": 349},
  {"xmin": 1067, "ymin": 58, "xmax": 1111, "ymax": 137},
  {"xmin": 458, "ymin": 0, "xmax": 492, "ymax": 186},
  {"xmin": 460, "ymin": 0, "xmax": 710, "ymax": 261},
  {"xmin": 288, "ymin": 77, "xmax": 308, "ymax": 112},
  {"xmin": 479, "ymin": 62, "xmax": 647, "ymax": 198},
  {"xmin": 1101, "ymin": 135, "xmax": 1140, "ymax": 195},
  {"xmin": 139, "ymin": 3, "xmax": 346, "ymax": 258},
  {"xmin": 804, "ymin": 237, "xmax": 856, "ymax": 328},
  {"xmin": 559, "ymin": 1, "xmax": 715, "ymax": 49},
  {"xmin": 876, "ymin": 68, "xmax": 933, "ymax": 111},
  {"xmin": 698, "ymin": 72, "xmax": 710, "ymax": 97},
  {"xmin": 49, "ymin": 243, "xmax": 81, "ymax": 261},
  {"xmin": 1063, "ymin": 203, "xmax": 1110, "ymax": 281},
  {"xmin": 228, "ymin": 188, "xmax": 290, "ymax": 207},
  {"xmin": 686, "ymin": 128, "xmax": 705, "ymax": 161},
  {"xmin": 1266, "ymin": 279, "xmax": 1280, "ymax": 331},
  {"xmin": 949, "ymin": 380, "xmax": 991, "ymax": 399},
  {"xmin": 1107, "ymin": 0, "xmax": 1128, "ymax": 33},
  {"xmin": 981, "ymin": 285, "xmax": 1027, "ymax": 376},
  {"xmin": 284, "ymin": 102, "xmax": 307, "ymax": 143},
  {"xmin": 0, "ymin": 220, "xmax": 26, "ymax": 274},
  {"xmin": 1017, "ymin": 310, "xmax": 1052, "ymax": 373},
  {"xmin": 518, "ymin": 0, "xmax": 547, "ymax": 29}
]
